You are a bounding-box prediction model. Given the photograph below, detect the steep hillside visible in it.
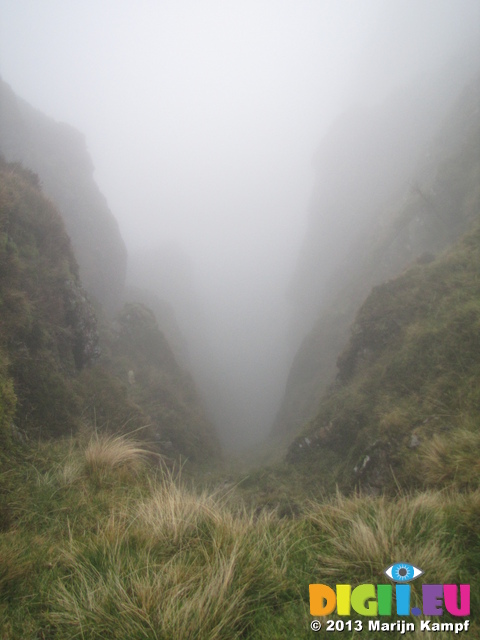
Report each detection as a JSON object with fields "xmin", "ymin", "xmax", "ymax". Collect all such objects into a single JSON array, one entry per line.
[
  {"xmin": 274, "ymin": 71, "xmax": 480, "ymax": 438},
  {"xmin": 123, "ymin": 284, "xmax": 190, "ymax": 368},
  {"xmin": 0, "ymin": 160, "xmax": 98, "ymax": 441},
  {"xmin": 287, "ymin": 220, "xmax": 480, "ymax": 493},
  {"xmin": 0, "ymin": 79, "xmax": 127, "ymax": 313},
  {"xmin": 0, "ymin": 160, "xmax": 220, "ymax": 463},
  {"xmin": 90, "ymin": 302, "xmax": 220, "ymax": 463}
]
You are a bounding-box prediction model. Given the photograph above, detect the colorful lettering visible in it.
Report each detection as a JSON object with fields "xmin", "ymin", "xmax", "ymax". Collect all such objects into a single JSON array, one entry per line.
[{"xmin": 444, "ymin": 584, "xmax": 470, "ymax": 616}]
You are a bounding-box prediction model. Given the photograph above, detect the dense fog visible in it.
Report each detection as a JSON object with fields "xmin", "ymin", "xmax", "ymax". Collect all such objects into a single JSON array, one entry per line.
[{"xmin": 1, "ymin": 1, "xmax": 479, "ymax": 449}]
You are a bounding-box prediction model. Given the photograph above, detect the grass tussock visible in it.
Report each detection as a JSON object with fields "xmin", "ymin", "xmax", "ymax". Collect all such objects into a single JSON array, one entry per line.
[
  {"xmin": 46, "ymin": 468, "xmax": 294, "ymax": 639},
  {"xmin": 420, "ymin": 424, "xmax": 480, "ymax": 489},
  {"xmin": 306, "ymin": 491, "xmax": 459, "ymax": 586},
  {"xmin": 82, "ymin": 432, "xmax": 150, "ymax": 482}
]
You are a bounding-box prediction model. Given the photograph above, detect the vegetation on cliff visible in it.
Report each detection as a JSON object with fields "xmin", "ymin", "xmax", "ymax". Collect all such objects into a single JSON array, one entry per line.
[
  {"xmin": 274, "ymin": 72, "xmax": 480, "ymax": 439},
  {"xmin": 288, "ymin": 220, "xmax": 480, "ymax": 494},
  {"xmin": 0, "ymin": 159, "xmax": 219, "ymax": 463},
  {"xmin": 0, "ymin": 78, "xmax": 127, "ymax": 313},
  {"xmin": 87, "ymin": 302, "xmax": 220, "ymax": 462},
  {"xmin": 0, "ymin": 160, "xmax": 98, "ymax": 440}
]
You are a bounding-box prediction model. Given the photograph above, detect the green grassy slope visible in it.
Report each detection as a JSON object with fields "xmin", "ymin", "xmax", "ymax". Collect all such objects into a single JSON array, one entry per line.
[
  {"xmin": 0, "ymin": 434, "xmax": 477, "ymax": 639},
  {"xmin": 89, "ymin": 302, "xmax": 220, "ymax": 462},
  {"xmin": 0, "ymin": 160, "xmax": 98, "ymax": 439},
  {"xmin": 288, "ymin": 220, "xmax": 480, "ymax": 494}
]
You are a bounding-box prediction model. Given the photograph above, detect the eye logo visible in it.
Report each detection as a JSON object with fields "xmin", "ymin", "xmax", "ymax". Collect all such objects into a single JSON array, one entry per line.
[{"xmin": 384, "ymin": 563, "xmax": 423, "ymax": 583}]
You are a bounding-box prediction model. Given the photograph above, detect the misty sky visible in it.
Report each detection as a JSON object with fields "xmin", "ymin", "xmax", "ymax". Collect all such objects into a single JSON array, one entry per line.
[{"xmin": 1, "ymin": 1, "xmax": 479, "ymax": 448}]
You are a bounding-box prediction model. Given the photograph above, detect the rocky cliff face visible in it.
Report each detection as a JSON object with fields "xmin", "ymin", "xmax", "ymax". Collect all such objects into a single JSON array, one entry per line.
[
  {"xmin": 0, "ymin": 78, "xmax": 127, "ymax": 313},
  {"xmin": 287, "ymin": 219, "xmax": 480, "ymax": 493},
  {"xmin": 0, "ymin": 81, "xmax": 222, "ymax": 464},
  {"xmin": 98, "ymin": 302, "xmax": 220, "ymax": 462},
  {"xmin": 273, "ymin": 69, "xmax": 480, "ymax": 439},
  {"xmin": 0, "ymin": 159, "xmax": 220, "ymax": 462},
  {"xmin": 0, "ymin": 160, "xmax": 99, "ymax": 439}
]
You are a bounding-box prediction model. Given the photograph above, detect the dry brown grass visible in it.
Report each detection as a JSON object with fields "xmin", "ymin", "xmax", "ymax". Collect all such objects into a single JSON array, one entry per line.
[
  {"xmin": 306, "ymin": 490, "xmax": 459, "ymax": 587},
  {"xmin": 420, "ymin": 425, "xmax": 480, "ymax": 488},
  {"xmin": 48, "ymin": 470, "xmax": 293, "ymax": 639},
  {"xmin": 83, "ymin": 432, "xmax": 149, "ymax": 482},
  {"xmin": 5, "ymin": 433, "xmax": 477, "ymax": 639}
]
